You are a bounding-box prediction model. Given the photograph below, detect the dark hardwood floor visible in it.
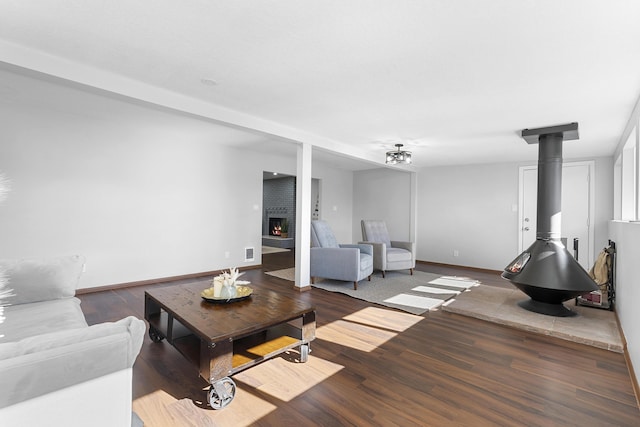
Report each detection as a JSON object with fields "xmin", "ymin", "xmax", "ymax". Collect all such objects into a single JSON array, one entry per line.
[{"xmin": 79, "ymin": 251, "xmax": 640, "ymax": 426}]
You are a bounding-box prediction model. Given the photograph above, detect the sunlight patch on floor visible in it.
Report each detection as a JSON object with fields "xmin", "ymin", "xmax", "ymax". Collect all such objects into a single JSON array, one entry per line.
[
  {"xmin": 342, "ymin": 306, "xmax": 423, "ymax": 332},
  {"xmin": 132, "ymin": 354, "xmax": 343, "ymax": 426},
  {"xmin": 133, "ymin": 387, "xmax": 278, "ymax": 427},
  {"xmin": 318, "ymin": 306, "xmax": 424, "ymax": 352},
  {"xmin": 233, "ymin": 352, "xmax": 344, "ymax": 402},
  {"xmin": 317, "ymin": 319, "xmax": 398, "ymax": 352}
]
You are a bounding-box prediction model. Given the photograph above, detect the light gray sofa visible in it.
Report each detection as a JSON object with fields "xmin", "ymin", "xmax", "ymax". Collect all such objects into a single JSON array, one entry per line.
[
  {"xmin": 360, "ymin": 219, "xmax": 415, "ymax": 278},
  {"xmin": 310, "ymin": 220, "xmax": 373, "ymax": 290},
  {"xmin": 0, "ymin": 255, "xmax": 145, "ymax": 427}
]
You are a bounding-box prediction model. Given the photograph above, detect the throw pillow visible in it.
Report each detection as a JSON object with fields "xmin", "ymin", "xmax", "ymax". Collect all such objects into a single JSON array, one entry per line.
[{"xmin": 0, "ymin": 255, "xmax": 85, "ymax": 305}]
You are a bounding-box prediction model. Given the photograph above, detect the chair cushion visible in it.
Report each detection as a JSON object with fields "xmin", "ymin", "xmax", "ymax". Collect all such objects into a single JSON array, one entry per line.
[
  {"xmin": 0, "ymin": 297, "xmax": 88, "ymax": 343},
  {"xmin": 386, "ymin": 247, "xmax": 412, "ymax": 262},
  {"xmin": 310, "ymin": 220, "xmax": 339, "ymax": 248},
  {"xmin": 360, "ymin": 253, "xmax": 373, "ymax": 270},
  {"xmin": 361, "ymin": 220, "xmax": 392, "ymax": 248}
]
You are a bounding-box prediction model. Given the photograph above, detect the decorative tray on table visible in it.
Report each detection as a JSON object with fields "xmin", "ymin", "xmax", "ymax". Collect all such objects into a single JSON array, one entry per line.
[{"xmin": 201, "ymin": 285, "xmax": 253, "ymax": 304}]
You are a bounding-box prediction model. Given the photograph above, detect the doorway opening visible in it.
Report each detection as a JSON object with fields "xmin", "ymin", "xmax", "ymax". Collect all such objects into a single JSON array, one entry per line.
[{"xmin": 262, "ymin": 172, "xmax": 295, "ymax": 250}]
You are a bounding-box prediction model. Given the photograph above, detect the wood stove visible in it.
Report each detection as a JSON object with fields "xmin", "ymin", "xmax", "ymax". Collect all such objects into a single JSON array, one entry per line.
[{"xmin": 502, "ymin": 123, "xmax": 598, "ymax": 317}]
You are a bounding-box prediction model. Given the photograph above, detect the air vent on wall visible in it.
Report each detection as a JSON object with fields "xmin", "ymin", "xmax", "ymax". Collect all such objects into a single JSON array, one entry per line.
[{"xmin": 244, "ymin": 247, "xmax": 255, "ymax": 262}]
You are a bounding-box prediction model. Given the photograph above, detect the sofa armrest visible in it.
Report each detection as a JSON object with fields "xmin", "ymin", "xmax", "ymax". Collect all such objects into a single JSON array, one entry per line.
[
  {"xmin": 0, "ymin": 316, "xmax": 145, "ymax": 408},
  {"xmin": 391, "ymin": 241, "xmax": 416, "ymax": 267}
]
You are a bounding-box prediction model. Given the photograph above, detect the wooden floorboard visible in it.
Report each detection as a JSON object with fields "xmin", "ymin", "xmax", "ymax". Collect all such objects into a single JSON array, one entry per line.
[{"xmin": 78, "ymin": 252, "xmax": 640, "ymax": 426}]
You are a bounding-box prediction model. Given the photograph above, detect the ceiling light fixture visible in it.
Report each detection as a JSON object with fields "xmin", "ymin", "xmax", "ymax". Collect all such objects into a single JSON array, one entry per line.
[{"xmin": 385, "ymin": 144, "xmax": 412, "ymax": 165}]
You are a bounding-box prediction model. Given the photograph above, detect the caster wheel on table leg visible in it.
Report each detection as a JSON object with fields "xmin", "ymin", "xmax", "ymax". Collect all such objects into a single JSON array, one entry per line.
[
  {"xmin": 208, "ymin": 377, "xmax": 236, "ymax": 409},
  {"xmin": 148, "ymin": 326, "xmax": 164, "ymax": 343}
]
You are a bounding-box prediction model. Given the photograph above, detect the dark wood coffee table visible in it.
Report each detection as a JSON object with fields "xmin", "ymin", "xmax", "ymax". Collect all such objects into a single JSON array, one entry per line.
[{"xmin": 144, "ymin": 281, "xmax": 316, "ymax": 409}]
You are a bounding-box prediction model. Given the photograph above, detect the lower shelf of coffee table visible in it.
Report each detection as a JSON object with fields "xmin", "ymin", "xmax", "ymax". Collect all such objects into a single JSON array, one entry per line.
[
  {"xmin": 230, "ymin": 331, "xmax": 300, "ymax": 368},
  {"xmin": 148, "ymin": 312, "xmax": 305, "ymax": 374}
]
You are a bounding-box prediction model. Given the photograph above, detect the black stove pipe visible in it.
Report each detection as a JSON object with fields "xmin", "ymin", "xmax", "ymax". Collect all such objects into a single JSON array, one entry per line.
[{"xmin": 536, "ymin": 133, "xmax": 562, "ymax": 241}]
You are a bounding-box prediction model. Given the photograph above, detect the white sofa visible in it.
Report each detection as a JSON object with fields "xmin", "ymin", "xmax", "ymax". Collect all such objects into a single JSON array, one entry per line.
[{"xmin": 0, "ymin": 255, "xmax": 145, "ymax": 427}]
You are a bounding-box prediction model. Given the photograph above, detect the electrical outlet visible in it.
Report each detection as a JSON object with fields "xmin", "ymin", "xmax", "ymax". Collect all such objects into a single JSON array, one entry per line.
[
  {"xmin": 453, "ymin": 250, "xmax": 459, "ymax": 257},
  {"xmin": 224, "ymin": 251, "xmax": 230, "ymax": 259}
]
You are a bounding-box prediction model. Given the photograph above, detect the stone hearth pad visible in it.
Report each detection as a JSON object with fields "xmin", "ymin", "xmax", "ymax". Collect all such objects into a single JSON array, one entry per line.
[{"xmin": 442, "ymin": 285, "xmax": 622, "ymax": 352}]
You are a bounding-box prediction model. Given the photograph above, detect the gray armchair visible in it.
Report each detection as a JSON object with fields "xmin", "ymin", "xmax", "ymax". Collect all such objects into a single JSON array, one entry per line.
[
  {"xmin": 360, "ymin": 219, "xmax": 415, "ymax": 278},
  {"xmin": 310, "ymin": 220, "xmax": 373, "ymax": 290}
]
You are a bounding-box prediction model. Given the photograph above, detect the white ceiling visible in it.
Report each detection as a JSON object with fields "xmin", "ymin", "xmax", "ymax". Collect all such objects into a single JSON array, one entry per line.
[{"xmin": 1, "ymin": 1, "xmax": 640, "ymax": 169}]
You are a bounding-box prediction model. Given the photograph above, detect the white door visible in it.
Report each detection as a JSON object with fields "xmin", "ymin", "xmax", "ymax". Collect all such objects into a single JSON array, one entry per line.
[{"xmin": 519, "ymin": 162, "xmax": 593, "ymax": 270}]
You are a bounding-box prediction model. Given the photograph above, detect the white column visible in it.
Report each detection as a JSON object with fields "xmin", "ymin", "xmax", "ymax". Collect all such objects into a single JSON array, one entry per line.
[
  {"xmin": 295, "ymin": 143, "xmax": 312, "ymax": 289},
  {"xmin": 409, "ymin": 171, "xmax": 418, "ymax": 246}
]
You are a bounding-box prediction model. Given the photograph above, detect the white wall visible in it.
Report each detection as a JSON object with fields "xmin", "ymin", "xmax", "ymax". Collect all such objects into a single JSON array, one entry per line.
[
  {"xmin": 416, "ymin": 158, "xmax": 614, "ymax": 271},
  {"xmin": 352, "ymin": 168, "xmax": 413, "ymax": 243},
  {"xmin": 417, "ymin": 162, "xmax": 519, "ymax": 270},
  {"xmin": 312, "ymin": 162, "xmax": 355, "ymax": 243},
  {"xmin": 609, "ymin": 98, "xmax": 640, "ymax": 391},
  {"xmin": 0, "ymin": 70, "xmax": 354, "ymax": 289},
  {"xmin": 0, "ymin": 106, "xmax": 262, "ymax": 287},
  {"xmin": 609, "ymin": 221, "xmax": 640, "ymax": 389},
  {"xmin": 592, "ymin": 157, "xmax": 615, "ymax": 250}
]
